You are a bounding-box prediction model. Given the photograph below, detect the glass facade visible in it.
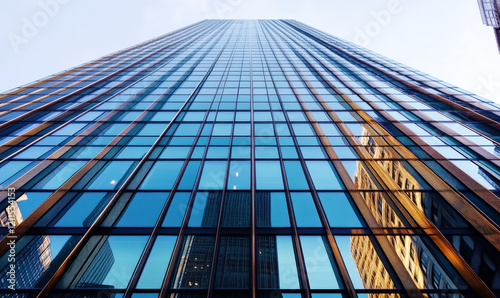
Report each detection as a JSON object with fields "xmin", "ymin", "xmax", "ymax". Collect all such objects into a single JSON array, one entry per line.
[{"xmin": 0, "ymin": 19, "xmax": 499, "ymax": 297}]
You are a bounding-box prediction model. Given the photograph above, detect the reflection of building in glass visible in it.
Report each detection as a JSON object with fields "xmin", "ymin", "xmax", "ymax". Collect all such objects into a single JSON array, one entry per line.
[
  {"xmin": 75, "ymin": 239, "xmax": 115, "ymax": 288},
  {"xmin": 0, "ymin": 193, "xmax": 27, "ymax": 228},
  {"xmin": 0, "ymin": 19, "xmax": 499, "ymax": 296},
  {"xmin": 353, "ymin": 127, "xmax": 456, "ymax": 292},
  {"xmin": 0, "ymin": 194, "xmax": 53, "ymax": 290},
  {"xmin": 350, "ymin": 236, "xmax": 395, "ymax": 292},
  {"xmin": 172, "ymin": 235, "xmax": 215, "ymax": 289}
]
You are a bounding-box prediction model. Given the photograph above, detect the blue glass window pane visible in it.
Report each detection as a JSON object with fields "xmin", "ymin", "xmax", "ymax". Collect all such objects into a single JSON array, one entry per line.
[
  {"xmin": 68, "ymin": 236, "xmax": 148, "ymax": 289},
  {"xmin": 215, "ymin": 236, "xmax": 250, "ymax": 289},
  {"xmin": 275, "ymin": 123, "xmax": 291, "ymax": 136},
  {"xmin": 257, "ymin": 235, "xmax": 300, "ymax": 289},
  {"xmin": 140, "ymin": 161, "xmax": 184, "ymax": 190},
  {"xmin": 88, "ymin": 161, "xmax": 134, "ymax": 190},
  {"xmin": 256, "ymin": 192, "xmax": 290, "ymax": 227},
  {"xmin": 206, "ymin": 146, "xmax": 229, "ymax": 159},
  {"xmin": 52, "ymin": 123, "xmax": 87, "ymax": 136},
  {"xmin": 291, "ymin": 123, "xmax": 315, "ymax": 136},
  {"xmin": 116, "ymin": 147, "xmax": 149, "ymax": 159},
  {"xmin": 318, "ymin": 192, "xmax": 363, "ymax": 227},
  {"xmin": 255, "ymin": 123, "xmax": 275, "ymax": 136},
  {"xmin": 116, "ymin": 192, "xmax": 168, "ymax": 227},
  {"xmin": 300, "ymin": 147, "xmax": 327, "ymax": 159},
  {"xmin": 198, "ymin": 160, "xmax": 227, "ymax": 190},
  {"xmin": 136, "ymin": 236, "xmax": 177, "ymax": 289},
  {"xmin": 170, "ymin": 235, "xmax": 216, "ymax": 289},
  {"xmin": 255, "ymin": 146, "xmax": 279, "ymax": 159},
  {"xmin": 72, "ymin": 146, "xmax": 105, "ymax": 159},
  {"xmin": 276, "ymin": 236, "xmax": 300, "ymax": 289},
  {"xmin": 137, "ymin": 123, "xmax": 167, "ymax": 136},
  {"xmin": 290, "ymin": 193, "xmax": 322, "ymax": 227},
  {"xmin": 280, "ymin": 146, "xmax": 298, "ymax": 159},
  {"xmin": 174, "ymin": 123, "xmax": 200, "ymax": 136},
  {"xmin": 305, "ymin": 161, "xmax": 343, "ymax": 190},
  {"xmin": 159, "ymin": 146, "xmax": 191, "ymax": 159},
  {"xmin": 13, "ymin": 146, "xmax": 53, "ymax": 159},
  {"xmin": 34, "ymin": 160, "xmax": 87, "ymax": 190},
  {"xmin": 300, "ymin": 236, "xmax": 341, "ymax": 289},
  {"xmin": 256, "ymin": 161, "xmax": 284, "ymax": 190},
  {"xmin": 212, "ymin": 123, "xmax": 233, "ymax": 136},
  {"xmin": 231, "ymin": 146, "xmax": 251, "ymax": 159},
  {"xmin": 283, "ymin": 161, "xmax": 309, "ymax": 190},
  {"xmin": 178, "ymin": 160, "xmax": 201, "ymax": 190},
  {"xmin": 55, "ymin": 192, "xmax": 108, "ymax": 227},
  {"xmin": 162, "ymin": 192, "xmax": 190, "ymax": 227},
  {"xmin": 234, "ymin": 123, "xmax": 251, "ymax": 136},
  {"xmin": 227, "ymin": 161, "xmax": 251, "ymax": 190},
  {"xmin": 188, "ymin": 192, "xmax": 222, "ymax": 227},
  {"xmin": 335, "ymin": 236, "xmax": 377, "ymax": 289}
]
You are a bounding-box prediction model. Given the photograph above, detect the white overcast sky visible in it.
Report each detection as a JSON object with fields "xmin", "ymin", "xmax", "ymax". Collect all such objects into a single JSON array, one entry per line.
[{"xmin": 1, "ymin": 0, "xmax": 499, "ymax": 102}]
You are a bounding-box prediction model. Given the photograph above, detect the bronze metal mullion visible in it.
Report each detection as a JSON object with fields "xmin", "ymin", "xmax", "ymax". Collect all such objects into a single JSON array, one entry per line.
[
  {"xmin": 250, "ymin": 25, "xmax": 257, "ymax": 298},
  {"xmin": 0, "ymin": 24, "xmax": 220, "ymax": 209},
  {"xmin": 122, "ymin": 22, "xmax": 234, "ymax": 298},
  {"xmin": 280, "ymin": 30, "xmax": 500, "ymax": 246},
  {"xmin": 0, "ymin": 22, "xmax": 225, "ymax": 175},
  {"xmin": 259, "ymin": 20, "xmax": 357, "ymax": 298},
  {"xmin": 271, "ymin": 24, "xmax": 494, "ymax": 296},
  {"xmin": 263, "ymin": 20, "xmax": 423, "ymax": 297},
  {"xmin": 205, "ymin": 23, "xmax": 246, "ymax": 298},
  {"xmin": 30, "ymin": 21, "xmax": 233, "ymax": 297},
  {"xmin": 33, "ymin": 22, "xmax": 232, "ymax": 297}
]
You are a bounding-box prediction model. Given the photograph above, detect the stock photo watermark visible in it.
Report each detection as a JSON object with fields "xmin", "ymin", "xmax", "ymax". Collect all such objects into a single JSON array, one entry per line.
[
  {"xmin": 5, "ymin": 188, "xmax": 18, "ymax": 290},
  {"xmin": 7, "ymin": 0, "xmax": 71, "ymax": 53},
  {"xmin": 353, "ymin": 0, "xmax": 403, "ymax": 47},
  {"xmin": 213, "ymin": 0, "xmax": 245, "ymax": 18},
  {"xmin": 475, "ymin": 73, "xmax": 500, "ymax": 100}
]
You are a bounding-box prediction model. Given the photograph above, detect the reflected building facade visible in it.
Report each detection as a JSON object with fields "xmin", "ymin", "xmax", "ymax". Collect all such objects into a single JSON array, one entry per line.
[{"xmin": 0, "ymin": 20, "xmax": 499, "ymax": 297}]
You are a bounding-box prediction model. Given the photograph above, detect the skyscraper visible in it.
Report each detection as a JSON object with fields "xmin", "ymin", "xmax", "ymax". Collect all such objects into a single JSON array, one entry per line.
[
  {"xmin": 0, "ymin": 19, "xmax": 499, "ymax": 297},
  {"xmin": 477, "ymin": 0, "xmax": 500, "ymax": 52}
]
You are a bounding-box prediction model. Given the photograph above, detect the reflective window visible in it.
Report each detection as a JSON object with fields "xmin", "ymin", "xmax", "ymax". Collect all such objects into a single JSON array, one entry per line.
[
  {"xmin": 318, "ymin": 192, "xmax": 364, "ymax": 227},
  {"xmin": 188, "ymin": 192, "xmax": 222, "ymax": 227},
  {"xmin": 171, "ymin": 235, "xmax": 216, "ymax": 289},
  {"xmin": 300, "ymin": 236, "xmax": 341, "ymax": 289},
  {"xmin": 55, "ymin": 192, "xmax": 108, "ymax": 227},
  {"xmin": 305, "ymin": 160, "xmax": 343, "ymax": 190},
  {"xmin": 257, "ymin": 235, "xmax": 300, "ymax": 289},
  {"xmin": 140, "ymin": 161, "xmax": 184, "ymax": 190},
  {"xmin": 60, "ymin": 236, "xmax": 149, "ymax": 289},
  {"xmin": 256, "ymin": 160, "xmax": 284, "ymax": 190},
  {"xmin": 283, "ymin": 161, "xmax": 309, "ymax": 190},
  {"xmin": 162, "ymin": 192, "xmax": 190, "ymax": 227},
  {"xmin": 137, "ymin": 236, "xmax": 177, "ymax": 289},
  {"xmin": 290, "ymin": 192, "xmax": 322, "ymax": 227},
  {"xmin": 88, "ymin": 161, "xmax": 134, "ymax": 190},
  {"xmin": 256, "ymin": 192, "xmax": 290, "ymax": 227},
  {"xmin": 198, "ymin": 160, "xmax": 227, "ymax": 190},
  {"xmin": 215, "ymin": 236, "xmax": 250, "ymax": 289},
  {"xmin": 227, "ymin": 160, "xmax": 251, "ymax": 190},
  {"xmin": 116, "ymin": 192, "xmax": 168, "ymax": 227}
]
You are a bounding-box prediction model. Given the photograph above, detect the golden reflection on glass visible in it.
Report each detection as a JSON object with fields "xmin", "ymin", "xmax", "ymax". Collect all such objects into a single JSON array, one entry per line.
[{"xmin": 352, "ymin": 126, "xmax": 457, "ymax": 292}]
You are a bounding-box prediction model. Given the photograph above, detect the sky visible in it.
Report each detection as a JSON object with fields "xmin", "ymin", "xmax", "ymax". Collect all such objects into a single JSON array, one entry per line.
[{"xmin": 1, "ymin": 0, "xmax": 499, "ymax": 102}]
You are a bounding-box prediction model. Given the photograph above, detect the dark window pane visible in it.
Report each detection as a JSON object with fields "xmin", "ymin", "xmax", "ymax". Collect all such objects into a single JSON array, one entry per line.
[
  {"xmin": 188, "ymin": 192, "xmax": 222, "ymax": 227},
  {"xmin": 171, "ymin": 235, "xmax": 216, "ymax": 289},
  {"xmin": 256, "ymin": 192, "xmax": 290, "ymax": 227},
  {"xmin": 215, "ymin": 236, "xmax": 250, "ymax": 289}
]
